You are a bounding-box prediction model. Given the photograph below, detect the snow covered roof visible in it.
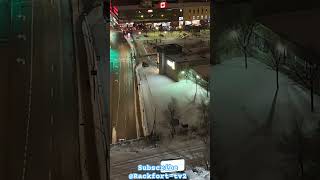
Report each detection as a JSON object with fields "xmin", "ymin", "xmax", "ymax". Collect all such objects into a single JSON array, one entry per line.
[{"xmin": 166, "ymin": 53, "xmax": 209, "ymax": 64}]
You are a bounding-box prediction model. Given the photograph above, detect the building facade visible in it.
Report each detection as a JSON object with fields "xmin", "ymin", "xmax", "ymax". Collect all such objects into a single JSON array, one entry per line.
[
  {"xmin": 183, "ymin": 2, "xmax": 210, "ymax": 26},
  {"xmin": 117, "ymin": 1, "xmax": 210, "ymax": 29}
]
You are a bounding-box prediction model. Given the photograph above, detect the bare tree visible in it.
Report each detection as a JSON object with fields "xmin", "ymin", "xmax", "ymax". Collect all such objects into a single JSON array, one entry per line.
[
  {"xmin": 164, "ymin": 97, "xmax": 179, "ymax": 138},
  {"xmin": 288, "ymin": 59, "xmax": 319, "ymax": 112},
  {"xmin": 197, "ymin": 98, "xmax": 209, "ymax": 144},
  {"xmin": 232, "ymin": 22, "xmax": 257, "ymax": 69},
  {"xmin": 265, "ymin": 42, "xmax": 286, "ymax": 90}
]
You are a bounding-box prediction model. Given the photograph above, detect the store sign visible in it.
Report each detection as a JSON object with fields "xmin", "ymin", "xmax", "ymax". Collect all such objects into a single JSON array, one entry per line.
[{"xmin": 167, "ymin": 60, "xmax": 175, "ymax": 70}]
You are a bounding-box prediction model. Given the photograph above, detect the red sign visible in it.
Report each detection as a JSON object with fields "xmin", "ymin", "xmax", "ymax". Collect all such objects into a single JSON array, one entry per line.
[{"xmin": 160, "ymin": 2, "xmax": 167, "ymax": 9}]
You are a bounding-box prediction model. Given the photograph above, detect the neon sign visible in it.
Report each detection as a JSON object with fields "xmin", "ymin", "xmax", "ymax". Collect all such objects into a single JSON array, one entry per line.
[{"xmin": 160, "ymin": 2, "xmax": 167, "ymax": 9}]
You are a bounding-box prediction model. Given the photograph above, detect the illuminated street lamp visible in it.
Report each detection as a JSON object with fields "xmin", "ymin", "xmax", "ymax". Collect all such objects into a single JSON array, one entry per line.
[{"xmin": 141, "ymin": 15, "xmax": 144, "ymax": 18}]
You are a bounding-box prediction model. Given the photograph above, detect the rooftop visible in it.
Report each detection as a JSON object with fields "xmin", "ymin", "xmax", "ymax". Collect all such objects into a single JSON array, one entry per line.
[
  {"xmin": 192, "ymin": 64, "xmax": 211, "ymax": 80},
  {"xmin": 166, "ymin": 51, "xmax": 210, "ymax": 63}
]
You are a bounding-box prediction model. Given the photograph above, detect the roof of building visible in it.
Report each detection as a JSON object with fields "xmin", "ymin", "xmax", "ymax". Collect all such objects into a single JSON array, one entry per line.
[
  {"xmin": 192, "ymin": 64, "xmax": 211, "ymax": 80},
  {"xmin": 166, "ymin": 51, "xmax": 210, "ymax": 63}
]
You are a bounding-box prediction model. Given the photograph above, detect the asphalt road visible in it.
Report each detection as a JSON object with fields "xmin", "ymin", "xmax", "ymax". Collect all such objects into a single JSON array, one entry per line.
[
  {"xmin": 110, "ymin": 31, "xmax": 138, "ymax": 143},
  {"xmin": 7, "ymin": 0, "xmax": 80, "ymax": 179}
]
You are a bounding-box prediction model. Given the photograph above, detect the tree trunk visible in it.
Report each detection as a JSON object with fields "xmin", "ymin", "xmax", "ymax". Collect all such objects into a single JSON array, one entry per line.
[
  {"xmin": 194, "ymin": 80, "xmax": 198, "ymax": 101},
  {"xmin": 298, "ymin": 152, "xmax": 304, "ymax": 179},
  {"xmin": 276, "ymin": 67, "xmax": 279, "ymax": 90},
  {"xmin": 244, "ymin": 51, "xmax": 248, "ymax": 69},
  {"xmin": 311, "ymin": 80, "xmax": 314, "ymax": 112}
]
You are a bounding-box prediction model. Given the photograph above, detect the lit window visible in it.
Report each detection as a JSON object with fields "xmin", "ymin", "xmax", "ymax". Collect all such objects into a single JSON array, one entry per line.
[
  {"xmin": 197, "ymin": 16, "xmax": 199, "ymax": 19},
  {"xmin": 167, "ymin": 60, "xmax": 175, "ymax": 70},
  {"xmin": 192, "ymin": 16, "xmax": 195, "ymax": 20},
  {"xmin": 201, "ymin": 15, "xmax": 203, "ymax": 19},
  {"xmin": 205, "ymin": 15, "xmax": 207, "ymax": 19}
]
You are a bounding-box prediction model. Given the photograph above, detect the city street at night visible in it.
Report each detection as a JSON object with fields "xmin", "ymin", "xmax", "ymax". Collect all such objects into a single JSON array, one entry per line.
[{"xmin": 110, "ymin": 30, "xmax": 139, "ymax": 143}]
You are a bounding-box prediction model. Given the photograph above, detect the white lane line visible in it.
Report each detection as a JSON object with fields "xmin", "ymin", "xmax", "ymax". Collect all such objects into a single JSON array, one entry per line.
[
  {"xmin": 51, "ymin": 88, "xmax": 54, "ymax": 97},
  {"xmin": 51, "ymin": 64, "xmax": 54, "ymax": 72},
  {"xmin": 21, "ymin": 0, "xmax": 34, "ymax": 179},
  {"xmin": 50, "ymin": 115, "xmax": 54, "ymax": 125}
]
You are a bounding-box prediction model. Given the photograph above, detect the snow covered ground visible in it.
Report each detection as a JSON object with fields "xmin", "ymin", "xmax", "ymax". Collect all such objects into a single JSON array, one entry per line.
[
  {"xmin": 137, "ymin": 65, "xmax": 209, "ymax": 139},
  {"xmin": 211, "ymin": 57, "xmax": 320, "ymax": 180}
]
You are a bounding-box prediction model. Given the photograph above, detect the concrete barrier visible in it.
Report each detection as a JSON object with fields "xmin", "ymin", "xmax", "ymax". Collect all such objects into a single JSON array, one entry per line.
[{"xmin": 82, "ymin": 16, "xmax": 106, "ymax": 180}]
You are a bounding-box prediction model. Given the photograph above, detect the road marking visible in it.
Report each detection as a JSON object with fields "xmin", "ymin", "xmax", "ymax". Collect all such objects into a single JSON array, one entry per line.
[
  {"xmin": 50, "ymin": 115, "xmax": 54, "ymax": 125},
  {"xmin": 51, "ymin": 64, "xmax": 54, "ymax": 72},
  {"xmin": 51, "ymin": 88, "xmax": 53, "ymax": 97}
]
